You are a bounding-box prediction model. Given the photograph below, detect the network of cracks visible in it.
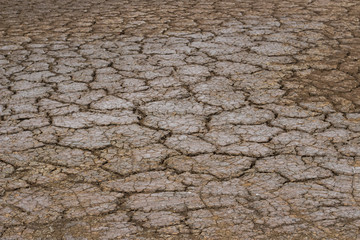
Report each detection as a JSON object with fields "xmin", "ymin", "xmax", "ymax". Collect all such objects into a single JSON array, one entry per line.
[{"xmin": 0, "ymin": 0, "xmax": 360, "ymax": 239}]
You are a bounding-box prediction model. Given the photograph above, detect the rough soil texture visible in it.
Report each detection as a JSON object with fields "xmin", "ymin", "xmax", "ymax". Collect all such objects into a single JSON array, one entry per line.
[{"xmin": 1, "ymin": 0, "xmax": 360, "ymax": 239}]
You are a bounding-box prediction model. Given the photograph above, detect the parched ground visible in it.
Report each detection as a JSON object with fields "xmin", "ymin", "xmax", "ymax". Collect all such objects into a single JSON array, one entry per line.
[{"xmin": 0, "ymin": 0, "xmax": 360, "ymax": 239}]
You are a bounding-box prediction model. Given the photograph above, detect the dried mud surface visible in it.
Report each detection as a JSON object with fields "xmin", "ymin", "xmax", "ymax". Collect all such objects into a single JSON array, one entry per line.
[{"xmin": 0, "ymin": 0, "xmax": 360, "ymax": 239}]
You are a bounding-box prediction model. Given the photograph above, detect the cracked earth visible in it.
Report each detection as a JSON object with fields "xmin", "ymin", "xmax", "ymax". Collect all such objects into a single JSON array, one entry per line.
[{"xmin": 0, "ymin": 0, "xmax": 360, "ymax": 239}]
